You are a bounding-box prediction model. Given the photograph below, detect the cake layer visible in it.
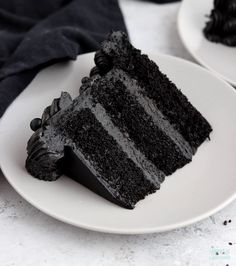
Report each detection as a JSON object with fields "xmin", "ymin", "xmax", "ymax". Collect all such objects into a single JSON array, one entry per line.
[
  {"xmin": 90, "ymin": 70, "xmax": 192, "ymax": 175},
  {"xmin": 94, "ymin": 31, "xmax": 212, "ymax": 150}
]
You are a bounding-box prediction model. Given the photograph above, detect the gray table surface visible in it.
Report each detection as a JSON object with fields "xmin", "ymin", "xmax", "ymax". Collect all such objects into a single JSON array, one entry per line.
[{"xmin": 1, "ymin": 1, "xmax": 236, "ymax": 265}]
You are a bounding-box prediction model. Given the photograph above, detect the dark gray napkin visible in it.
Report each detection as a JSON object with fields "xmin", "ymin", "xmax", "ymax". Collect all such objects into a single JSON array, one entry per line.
[{"xmin": 0, "ymin": 0, "xmax": 127, "ymax": 117}]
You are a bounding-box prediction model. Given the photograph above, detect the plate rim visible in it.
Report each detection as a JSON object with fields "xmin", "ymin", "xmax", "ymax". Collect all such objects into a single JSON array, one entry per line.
[
  {"xmin": 177, "ymin": 0, "xmax": 236, "ymax": 87},
  {"xmin": 1, "ymin": 52, "xmax": 236, "ymax": 234}
]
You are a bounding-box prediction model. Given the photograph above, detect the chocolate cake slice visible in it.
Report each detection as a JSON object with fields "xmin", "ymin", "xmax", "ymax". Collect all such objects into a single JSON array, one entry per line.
[
  {"xmin": 26, "ymin": 31, "xmax": 212, "ymax": 209},
  {"xmin": 204, "ymin": 0, "xmax": 236, "ymax": 46}
]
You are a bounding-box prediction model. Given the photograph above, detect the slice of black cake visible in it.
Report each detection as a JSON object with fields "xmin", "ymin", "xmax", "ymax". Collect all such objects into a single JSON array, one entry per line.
[
  {"xmin": 204, "ymin": 0, "xmax": 236, "ymax": 46},
  {"xmin": 26, "ymin": 31, "xmax": 212, "ymax": 209}
]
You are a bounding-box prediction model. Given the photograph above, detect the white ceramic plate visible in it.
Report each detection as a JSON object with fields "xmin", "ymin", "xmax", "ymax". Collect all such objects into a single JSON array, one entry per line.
[
  {"xmin": 1, "ymin": 53, "xmax": 236, "ymax": 234},
  {"xmin": 178, "ymin": 0, "xmax": 236, "ymax": 86}
]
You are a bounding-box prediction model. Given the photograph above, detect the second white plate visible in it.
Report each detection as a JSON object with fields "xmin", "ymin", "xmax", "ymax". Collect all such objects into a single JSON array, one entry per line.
[{"xmin": 178, "ymin": 0, "xmax": 236, "ymax": 86}]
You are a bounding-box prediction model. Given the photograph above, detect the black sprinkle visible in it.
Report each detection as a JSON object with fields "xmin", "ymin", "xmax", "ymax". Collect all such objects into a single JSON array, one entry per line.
[
  {"xmin": 223, "ymin": 220, "xmax": 228, "ymax": 226},
  {"xmin": 228, "ymin": 219, "xmax": 232, "ymax": 223},
  {"xmin": 229, "ymin": 242, "xmax": 232, "ymax": 245},
  {"xmin": 216, "ymin": 252, "xmax": 219, "ymax": 255}
]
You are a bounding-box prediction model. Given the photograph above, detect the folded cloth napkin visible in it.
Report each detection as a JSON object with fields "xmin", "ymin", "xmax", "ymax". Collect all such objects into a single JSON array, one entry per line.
[
  {"xmin": 0, "ymin": 0, "xmax": 127, "ymax": 117},
  {"xmin": 0, "ymin": 0, "xmax": 179, "ymax": 118}
]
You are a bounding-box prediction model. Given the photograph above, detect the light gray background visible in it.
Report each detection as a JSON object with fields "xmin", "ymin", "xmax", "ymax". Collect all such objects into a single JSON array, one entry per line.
[{"xmin": 1, "ymin": 1, "xmax": 236, "ymax": 265}]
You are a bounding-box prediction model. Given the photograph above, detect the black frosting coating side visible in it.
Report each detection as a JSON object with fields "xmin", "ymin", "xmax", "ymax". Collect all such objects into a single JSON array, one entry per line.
[
  {"xmin": 26, "ymin": 92, "xmax": 72, "ymax": 181},
  {"xmin": 25, "ymin": 127, "xmax": 64, "ymax": 181},
  {"xmin": 62, "ymin": 146, "xmax": 135, "ymax": 209}
]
